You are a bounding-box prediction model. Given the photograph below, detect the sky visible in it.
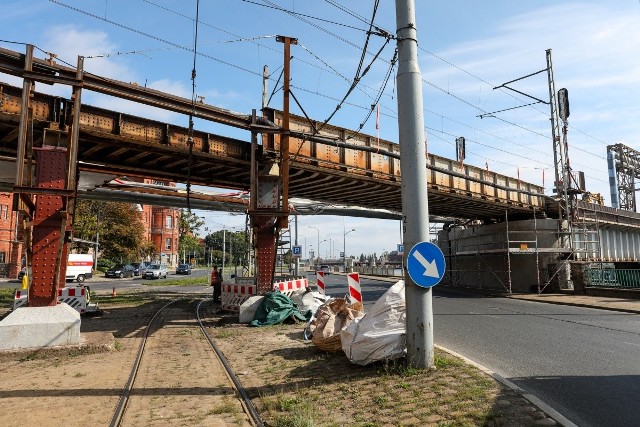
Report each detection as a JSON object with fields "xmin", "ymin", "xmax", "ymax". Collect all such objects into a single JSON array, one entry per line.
[{"xmin": 1, "ymin": 1, "xmax": 639, "ymax": 259}]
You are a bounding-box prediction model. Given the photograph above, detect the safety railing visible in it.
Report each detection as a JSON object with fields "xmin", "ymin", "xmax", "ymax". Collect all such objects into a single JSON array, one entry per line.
[{"xmin": 587, "ymin": 269, "xmax": 640, "ymax": 289}]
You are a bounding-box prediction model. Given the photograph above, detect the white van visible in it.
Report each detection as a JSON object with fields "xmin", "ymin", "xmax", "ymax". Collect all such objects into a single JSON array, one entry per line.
[{"xmin": 66, "ymin": 254, "xmax": 94, "ymax": 283}]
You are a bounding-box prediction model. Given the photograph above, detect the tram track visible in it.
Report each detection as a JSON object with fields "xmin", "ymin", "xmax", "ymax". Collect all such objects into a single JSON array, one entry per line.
[{"xmin": 109, "ymin": 298, "xmax": 264, "ymax": 427}]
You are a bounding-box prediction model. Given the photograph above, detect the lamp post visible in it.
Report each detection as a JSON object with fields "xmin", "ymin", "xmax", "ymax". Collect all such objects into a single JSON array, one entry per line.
[
  {"xmin": 343, "ymin": 228, "xmax": 355, "ymax": 272},
  {"xmin": 319, "ymin": 239, "xmax": 328, "ymax": 260},
  {"xmin": 308, "ymin": 225, "xmax": 319, "ymax": 266}
]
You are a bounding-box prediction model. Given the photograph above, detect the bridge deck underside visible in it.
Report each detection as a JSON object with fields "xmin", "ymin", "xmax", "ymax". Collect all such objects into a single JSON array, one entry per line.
[{"xmin": 0, "ymin": 83, "xmax": 542, "ymax": 221}]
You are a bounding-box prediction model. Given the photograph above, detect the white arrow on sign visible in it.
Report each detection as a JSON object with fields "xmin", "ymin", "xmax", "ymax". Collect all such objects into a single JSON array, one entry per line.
[{"xmin": 412, "ymin": 250, "xmax": 440, "ymax": 278}]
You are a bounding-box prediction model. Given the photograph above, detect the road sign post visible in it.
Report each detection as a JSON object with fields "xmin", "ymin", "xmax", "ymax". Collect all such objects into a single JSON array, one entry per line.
[
  {"xmin": 396, "ymin": 0, "xmax": 434, "ymax": 369},
  {"xmin": 292, "ymin": 245, "xmax": 302, "ymax": 258}
]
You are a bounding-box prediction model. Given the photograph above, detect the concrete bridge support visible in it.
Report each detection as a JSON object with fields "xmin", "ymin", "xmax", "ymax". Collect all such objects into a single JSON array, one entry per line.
[{"xmin": 438, "ymin": 219, "xmax": 567, "ymax": 293}]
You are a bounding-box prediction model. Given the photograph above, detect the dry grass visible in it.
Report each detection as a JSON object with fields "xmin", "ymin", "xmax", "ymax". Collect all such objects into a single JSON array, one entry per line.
[{"xmin": 211, "ymin": 317, "xmax": 556, "ymax": 427}]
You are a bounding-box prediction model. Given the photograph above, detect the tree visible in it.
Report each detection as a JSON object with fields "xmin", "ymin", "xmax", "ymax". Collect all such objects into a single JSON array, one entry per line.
[
  {"xmin": 179, "ymin": 209, "xmax": 204, "ymax": 236},
  {"xmin": 204, "ymin": 229, "xmax": 249, "ymax": 266},
  {"xmin": 139, "ymin": 241, "xmax": 156, "ymax": 261},
  {"xmin": 178, "ymin": 209, "xmax": 205, "ymax": 264},
  {"xmin": 178, "ymin": 233, "xmax": 202, "ymax": 264},
  {"xmin": 72, "ymin": 200, "xmax": 145, "ymax": 262}
]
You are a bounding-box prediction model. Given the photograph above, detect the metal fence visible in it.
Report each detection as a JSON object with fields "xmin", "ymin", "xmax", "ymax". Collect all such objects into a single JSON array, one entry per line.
[{"xmin": 588, "ymin": 269, "xmax": 640, "ymax": 289}]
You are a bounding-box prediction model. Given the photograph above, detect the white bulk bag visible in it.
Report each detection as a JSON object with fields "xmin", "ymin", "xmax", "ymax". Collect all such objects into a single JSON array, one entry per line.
[{"xmin": 341, "ymin": 280, "xmax": 406, "ymax": 365}]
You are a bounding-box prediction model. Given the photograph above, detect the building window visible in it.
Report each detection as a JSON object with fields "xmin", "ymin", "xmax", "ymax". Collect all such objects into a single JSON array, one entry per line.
[
  {"xmin": 0, "ymin": 252, "xmax": 5, "ymax": 263},
  {"xmin": 2, "ymin": 205, "xmax": 7, "ymax": 220},
  {"xmin": 166, "ymin": 215, "xmax": 172, "ymax": 228},
  {"xmin": 165, "ymin": 238, "xmax": 171, "ymax": 250}
]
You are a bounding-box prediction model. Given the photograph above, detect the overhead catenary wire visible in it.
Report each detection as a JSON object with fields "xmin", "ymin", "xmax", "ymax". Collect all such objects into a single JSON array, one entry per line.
[
  {"xmin": 317, "ymin": 0, "xmax": 388, "ymax": 131},
  {"xmin": 52, "ymin": 0, "xmax": 556, "ymax": 166},
  {"xmin": 240, "ymin": 0, "xmax": 371, "ymax": 33},
  {"xmin": 47, "ymin": 1, "xmax": 607, "ymax": 185},
  {"xmin": 321, "ymin": 1, "xmax": 611, "ymax": 160}
]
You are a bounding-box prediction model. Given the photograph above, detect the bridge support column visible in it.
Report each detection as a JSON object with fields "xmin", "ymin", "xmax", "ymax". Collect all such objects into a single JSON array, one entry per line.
[{"xmin": 29, "ymin": 147, "xmax": 70, "ymax": 306}]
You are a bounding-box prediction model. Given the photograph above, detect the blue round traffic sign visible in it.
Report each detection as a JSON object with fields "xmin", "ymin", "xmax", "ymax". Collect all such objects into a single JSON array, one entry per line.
[{"xmin": 406, "ymin": 241, "xmax": 446, "ymax": 288}]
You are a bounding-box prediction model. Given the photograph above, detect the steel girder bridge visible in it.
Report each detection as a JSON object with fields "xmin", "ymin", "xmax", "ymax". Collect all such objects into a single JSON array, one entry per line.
[{"xmin": 0, "ymin": 45, "xmax": 547, "ymax": 304}]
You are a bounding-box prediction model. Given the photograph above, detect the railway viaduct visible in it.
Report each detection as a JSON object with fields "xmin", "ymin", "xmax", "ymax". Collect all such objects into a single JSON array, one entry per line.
[{"xmin": 0, "ymin": 43, "xmax": 639, "ymax": 333}]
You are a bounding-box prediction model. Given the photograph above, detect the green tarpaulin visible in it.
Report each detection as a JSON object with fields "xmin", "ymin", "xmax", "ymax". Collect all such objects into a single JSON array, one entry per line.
[{"xmin": 249, "ymin": 291, "xmax": 311, "ymax": 327}]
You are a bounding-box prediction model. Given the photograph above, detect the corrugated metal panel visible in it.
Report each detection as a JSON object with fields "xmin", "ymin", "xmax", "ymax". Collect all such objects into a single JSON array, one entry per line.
[{"xmin": 594, "ymin": 227, "xmax": 640, "ymax": 262}]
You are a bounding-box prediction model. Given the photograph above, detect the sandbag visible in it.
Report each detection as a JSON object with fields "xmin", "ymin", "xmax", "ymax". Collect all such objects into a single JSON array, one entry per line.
[
  {"xmin": 310, "ymin": 297, "xmax": 364, "ymax": 352},
  {"xmin": 341, "ymin": 280, "xmax": 406, "ymax": 365}
]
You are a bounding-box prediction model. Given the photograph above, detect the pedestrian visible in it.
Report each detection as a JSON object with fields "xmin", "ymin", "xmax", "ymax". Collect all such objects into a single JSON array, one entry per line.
[{"xmin": 211, "ymin": 265, "xmax": 222, "ymax": 303}]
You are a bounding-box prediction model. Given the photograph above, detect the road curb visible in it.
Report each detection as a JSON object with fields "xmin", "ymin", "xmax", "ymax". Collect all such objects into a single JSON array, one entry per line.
[
  {"xmin": 507, "ymin": 295, "xmax": 640, "ymax": 315},
  {"xmin": 435, "ymin": 344, "xmax": 578, "ymax": 427}
]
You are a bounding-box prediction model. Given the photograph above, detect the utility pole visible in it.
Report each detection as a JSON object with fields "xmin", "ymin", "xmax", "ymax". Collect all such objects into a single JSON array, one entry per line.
[
  {"xmin": 396, "ymin": 0, "xmax": 434, "ymax": 369},
  {"xmin": 276, "ymin": 35, "xmax": 297, "ymax": 230}
]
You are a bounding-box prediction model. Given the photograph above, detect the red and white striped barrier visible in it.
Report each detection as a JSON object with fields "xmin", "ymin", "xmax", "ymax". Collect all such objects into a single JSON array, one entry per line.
[
  {"xmin": 348, "ymin": 272, "xmax": 362, "ymax": 303},
  {"xmin": 221, "ymin": 283, "xmax": 257, "ymax": 312},
  {"xmin": 316, "ymin": 271, "xmax": 326, "ymax": 295},
  {"xmin": 13, "ymin": 290, "xmax": 28, "ymax": 310},
  {"xmin": 273, "ymin": 277, "xmax": 309, "ymax": 297},
  {"xmin": 220, "ymin": 277, "xmax": 309, "ymax": 312},
  {"xmin": 13, "ymin": 286, "xmax": 96, "ymax": 314}
]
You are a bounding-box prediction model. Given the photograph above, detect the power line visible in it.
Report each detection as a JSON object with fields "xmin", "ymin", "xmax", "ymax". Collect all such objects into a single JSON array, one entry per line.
[
  {"xmin": 48, "ymin": 1, "xmax": 606, "ymax": 182},
  {"xmin": 239, "ymin": 0, "xmax": 371, "ymax": 33}
]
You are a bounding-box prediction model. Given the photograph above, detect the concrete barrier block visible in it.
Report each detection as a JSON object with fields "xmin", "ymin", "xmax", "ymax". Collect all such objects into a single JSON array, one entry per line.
[
  {"xmin": 0, "ymin": 304, "xmax": 81, "ymax": 351},
  {"xmin": 239, "ymin": 296, "xmax": 264, "ymax": 324}
]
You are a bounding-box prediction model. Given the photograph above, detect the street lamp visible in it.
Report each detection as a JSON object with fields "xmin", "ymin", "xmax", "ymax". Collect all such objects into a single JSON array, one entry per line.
[
  {"xmin": 343, "ymin": 228, "xmax": 355, "ymax": 272},
  {"xmin": 319, "ymin": 239, "xmax": 328, "ymax": 260},
  {"xmin": 308, "ymin": 225, "xmax": 320, "ymax": 265}
]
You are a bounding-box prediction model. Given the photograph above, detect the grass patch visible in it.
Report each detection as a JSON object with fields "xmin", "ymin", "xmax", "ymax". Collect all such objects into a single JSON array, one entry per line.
[
  {"xmin": 435, "ymin": 354, "xmax": 464, "ymax": 369},
  {"xmin": 0, "ymin": 287, "xmax": 17, "ymax": 307},
  {"xmin": 141, "ymin": 276, "xmax": 208, "ymax": 287},
  {"xmin": 93, "ymin": 293, "xmax": 155, "ymax": 307},
  {"xmin": 216, "ymin": 329, "xmax": 235, "ymax": 339},
  {"xmin": 263, "ymin": 393, "xmax": 316, "ymax": 427},
  {"xmin": 208, "ymin": 401, "xmax": 238, "ymax": 415}
]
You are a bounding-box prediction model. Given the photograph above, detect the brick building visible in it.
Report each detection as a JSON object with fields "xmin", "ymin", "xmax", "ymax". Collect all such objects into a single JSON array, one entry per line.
[
  {"xmin": 140, "ymin": 203, "xmax": 180, "ymax": 266},
  {"xmin": 139, "ymin": 179, "xmax": 180, "ymax": 266},
  {"xmin": 0, "ymin": 192, "xmax": 23, "ymax": 278}
]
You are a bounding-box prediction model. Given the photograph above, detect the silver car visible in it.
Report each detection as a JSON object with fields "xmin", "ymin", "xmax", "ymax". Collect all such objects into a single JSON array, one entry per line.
[{"xmin": 143, "ymin": 263, "xmax": 167, "ymax": 279}]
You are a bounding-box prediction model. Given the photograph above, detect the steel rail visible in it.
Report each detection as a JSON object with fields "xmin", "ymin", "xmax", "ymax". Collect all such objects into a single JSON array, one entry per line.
[
  {"xmin": 109, "ymin": 299, "xmax": 178, "ymax": 427},
  {"xmin": 109, "ymin": 297, "xmax": 265, "ymax": 427},
  {"xmin": 196, "ymin": 300, "xmax": 265, "ymax": 427}
]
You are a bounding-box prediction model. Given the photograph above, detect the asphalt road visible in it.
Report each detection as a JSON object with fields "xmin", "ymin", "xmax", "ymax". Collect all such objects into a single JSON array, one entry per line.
[
  {"xmin": 433, "ymin": 290, "xmax": 640, "ymax": 427},
  {"xmin": 316, "ymin": 273, "xmax": 640, "ymax": 427}
]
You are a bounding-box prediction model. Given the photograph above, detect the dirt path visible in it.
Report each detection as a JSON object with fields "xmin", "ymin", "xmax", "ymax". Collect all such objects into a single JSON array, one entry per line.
[{"xmin": 0, "ymin": 295, "xmax": 253, "ymax": 427}]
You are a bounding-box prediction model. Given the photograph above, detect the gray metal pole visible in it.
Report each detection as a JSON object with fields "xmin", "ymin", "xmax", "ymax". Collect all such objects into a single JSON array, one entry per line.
[
  {"xmin": 294, "ymin": 215, "xmax": 299, "ymax": 276},
  {"xmin": 222, "ymin": 228, "xmax": 226, "ymax": 276},
  {"xmin": 396, "ymin": 0, "xmax": 434, "ymax": 369}
]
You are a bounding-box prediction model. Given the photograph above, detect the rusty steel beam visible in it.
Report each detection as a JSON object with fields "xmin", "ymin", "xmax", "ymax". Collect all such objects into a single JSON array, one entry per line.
[
  {"xmin": 0, "ymin": 46, "xmax": 254, "ymax": 130},
  {"xmin": 0, "ymin": 81, "xmax": 548, "ymax": 221}
]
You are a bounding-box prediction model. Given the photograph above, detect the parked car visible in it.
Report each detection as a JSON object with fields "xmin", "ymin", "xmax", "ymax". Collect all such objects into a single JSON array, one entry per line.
[
  {"xmin": 143, "ymin": 263, "xmax": 167, "ymax": 279},
  {"xmin": 130, "ymin": 262, "xmax": 150, "ymax": 276},
  {"xmin": 105, "ymin": 264, "xmax": 135, "ymax": 278},
  {"xmin": 176, "ymin": 264, "xmax": 192, "ymax": 275},
  {"xmin": 318, "ymin": 264, "xmax": 331, "ymax": 275},
  {"xmin": 17, "ymin": 267, "xmax": 27, "ymax": 281}
]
